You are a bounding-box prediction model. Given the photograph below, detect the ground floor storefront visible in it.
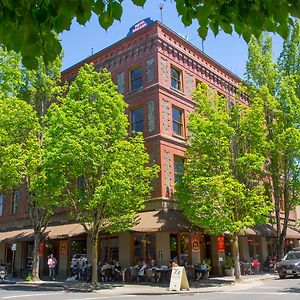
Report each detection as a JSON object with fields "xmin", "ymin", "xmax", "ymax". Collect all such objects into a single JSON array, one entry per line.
[{"xmin": 0, "ymin": 211, "xmax": 299, "ymax": 278}]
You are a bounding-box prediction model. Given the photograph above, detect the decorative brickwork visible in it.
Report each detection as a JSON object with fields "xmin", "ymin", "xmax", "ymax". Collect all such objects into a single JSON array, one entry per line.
[
  {"xmin": 160, "ymin": 57, "xmax": 168, "ymax": 83},
  {"xmin": 185, "ymin": 72, "xmax": 194, "ymax": 96},
  {"xmin": 117, "ymin": 72, "xmax": 125, "ymax": 94},
  {"xmin": 163, "ymin": 99, "xmax": 169, "ymax": 133},
  {"xmin": 146, "ymin": 58, "xmax": 155, "ymax": 82},
  {"xmin": 147, "ymin": 100, "xmax": 155, "ymax": 133}
]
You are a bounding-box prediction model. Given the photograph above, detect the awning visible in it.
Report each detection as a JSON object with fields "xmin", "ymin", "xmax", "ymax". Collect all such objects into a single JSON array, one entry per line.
[
  {"xmin": 0, "ymin": 223, "xmax": 86, "ymax": 243},
  {"xmin": 132, "ymin": 210, "xmax": 201, "ymax": 232},
  {"xmin": 243, "ymin": 224, "xmax": 300, "ymax": 239},
  {"xmin": 0, "ymin": 228, "xmax": 33, "ymax": 243},
  {"xmin": 244, "ymin": 224, "xmax": 277, "ymax": 237},
  {"xmin": 286, "ymin": 226, "xmax": 300, "ymax": 239},
  {"xmin": 43, "ymin": 223, "xmax": 86, "ymax": 239}
]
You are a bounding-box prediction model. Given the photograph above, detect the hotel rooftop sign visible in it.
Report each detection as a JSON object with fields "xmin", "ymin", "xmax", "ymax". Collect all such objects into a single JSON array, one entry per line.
[{"xmin": 127, "ymin": 18, "xmax": 154, "ymax": 37}]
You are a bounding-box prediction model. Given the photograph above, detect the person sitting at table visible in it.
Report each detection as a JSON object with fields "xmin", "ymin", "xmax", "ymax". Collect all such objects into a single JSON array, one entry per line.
[
  {"xmin": 149, "ymin": 259, "xmax": 161, "ymax": 282},
  {"xmin": 113, "ymin": 260, "xmax": 127, "ymax": 282},
  {"xmin": 136, "ymin": 260, "xmax": 148, "ymax": 282},
  {"xmin": 100, "ymin": 261, "xmax": 113, "ymax": 282},
  {"xmin": 195, "ymin": 259, "xmax": 208, "ymax": 280},
  {"xmin": 171, "ymin": 259, "xmax": 178, "ymax": 268}
]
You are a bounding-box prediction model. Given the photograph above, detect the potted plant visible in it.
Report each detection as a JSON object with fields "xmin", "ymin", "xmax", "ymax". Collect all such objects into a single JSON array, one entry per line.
[{"xmin": 224, "ymin": 256, "xmax": 234, "ymax": 276}]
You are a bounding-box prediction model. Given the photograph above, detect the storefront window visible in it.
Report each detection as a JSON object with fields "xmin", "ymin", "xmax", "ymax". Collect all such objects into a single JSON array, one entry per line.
[
  {"xmin": 170, "ymin": 234, "xmax": 178, "ymax": 261},
  {"xmin": 133, "ymin": 233, "xmax": 156, "ymax": 263},
  {"xmin": 100, "ymin": 236, "xmax": 119, "ymax": 262},
  {"xmin": 70, "ymin": 239, "xmax": 87, "ymax": 258},
  {"xmin": 248, "ymin": 238, "xmax": 254, "ymax": 258},
  {"xmin": 169, "ymin": 233, "xmax": 190, "ymax": 264}
]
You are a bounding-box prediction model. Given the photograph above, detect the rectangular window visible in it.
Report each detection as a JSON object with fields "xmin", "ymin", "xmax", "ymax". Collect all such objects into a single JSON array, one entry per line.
[
  {"xmin": 131, "ymin": 107, "xmax": 143, "ymax": 134},
  {"xmin": 174, "ymin": 156, "xmax": 184, "ymax": 183},
  {"xmin": 172, "ymin": 106, "xmax": 184, "ymax": 136},
  {"xmin": 171, "ymin": 66, "xmax": 182, "ymax": 91},
  {"xmin": 130, "ymin": 65, "xmax": 143, "ymax": 91},
  {"xmin": 133, "ymin": 233, "xmax": 156, "ymax": 263},
  {"xmin": 0, "ymin": 193, "xmax": 3, "ymax": 216},
  {"xmin": 99, "ymin": 236, "xmax": 119, "ymax": 263},
  {"xmin": 11, "ymin": 190, "xmax": 18, "ymax": 215}
]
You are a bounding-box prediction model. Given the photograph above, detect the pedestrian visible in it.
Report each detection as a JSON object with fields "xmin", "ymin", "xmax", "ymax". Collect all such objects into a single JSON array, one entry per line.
[{"xmin": 47, "ymin": 253, "xmax": 57, "ymax": 281}]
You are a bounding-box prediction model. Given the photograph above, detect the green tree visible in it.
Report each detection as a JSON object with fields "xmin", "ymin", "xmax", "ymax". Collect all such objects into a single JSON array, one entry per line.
[
  {"xmin": 0, "ymin": 47, "xmax": 23, "ymax": 97},
  {"xmin": 246, "ymin": 24, "xmax": 300, "ymax": 259},
  {"xmin": 176, "ymin": 84, "xmax": 272, "ymax": 281},
  {"xmin": 44, "ymin": 64, "xmax": 158, "ymax": 283},
  {"xmin": 0, "ymin": 48, "xmax": 65, "ymax": 281},
  {"xmin": 0, "ymin": 97, "xmax": 40, "ymax": 192},
  {"xmin": 0, "ymin": 0, "xmax": 299, "ymax": 68}
]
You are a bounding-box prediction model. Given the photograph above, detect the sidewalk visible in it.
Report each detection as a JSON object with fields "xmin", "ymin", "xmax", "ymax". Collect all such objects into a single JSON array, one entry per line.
[{"xmin": 1, "ymin": 273, "xmax": 277, "ymax": 295}]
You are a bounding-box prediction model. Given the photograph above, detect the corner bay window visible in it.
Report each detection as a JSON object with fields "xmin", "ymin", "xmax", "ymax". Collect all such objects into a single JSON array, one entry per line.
[
  {"xmin": 174, "ymin": 156, "xmax": 184, "ymax": 183},
  {"xmin": 172, "ymin": 106, "xmax": 184, "ymax": 136},
  {"xmin": 171, "ymin": 66, "xmax": 182, "ymax": 91},
  {"xmin": 131, "ymin": 107, "xmax": 143, "ymax": 134},
  {"xmin": 130, "ymin": 65, "xmax": 143, "ymax": 91},
  {"xmin": 11, "ymin": 190, "xmax": 18, "ymax": 215}
]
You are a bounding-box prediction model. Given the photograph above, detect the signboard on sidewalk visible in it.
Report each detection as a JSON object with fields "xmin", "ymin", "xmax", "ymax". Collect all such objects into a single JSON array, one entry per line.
[{"xmin": 169, "ymin": 266, "xmax": 189, "ymax": 291}]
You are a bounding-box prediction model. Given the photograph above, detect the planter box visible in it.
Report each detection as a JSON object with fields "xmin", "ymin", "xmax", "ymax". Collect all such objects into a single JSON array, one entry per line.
[{"xmin": 224, "ymin": 268, "xmax": 234, "ymax": 276}]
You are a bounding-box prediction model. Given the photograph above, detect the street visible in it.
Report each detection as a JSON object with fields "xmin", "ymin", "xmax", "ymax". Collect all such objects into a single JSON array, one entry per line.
[{"xmin": 0, "ymin": 277, "xmax": 299, "ymax": 300}]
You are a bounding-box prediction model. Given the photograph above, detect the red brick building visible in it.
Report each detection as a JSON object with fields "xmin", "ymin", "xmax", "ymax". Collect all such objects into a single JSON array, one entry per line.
[{"xmin": 1, "ymin": 19, "xmax": 299, "ymax": 277}]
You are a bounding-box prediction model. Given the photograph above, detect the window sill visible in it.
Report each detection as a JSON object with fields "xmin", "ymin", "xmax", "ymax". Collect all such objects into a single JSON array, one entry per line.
[
  {"xmin": 128, "ymin": 87, "xmax": 143, "ymax": 95},
  {"xmin": 170, "ymin": 86, "xmax": 185, "ymax": 96},
  {"xmin": 172, "ymin": 133, "xmax": 186, "ymax": 141}
]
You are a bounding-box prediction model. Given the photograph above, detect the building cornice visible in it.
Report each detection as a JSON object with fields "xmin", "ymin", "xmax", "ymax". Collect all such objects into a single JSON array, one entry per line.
[{"xmin": 157, "ymin": 37, "xmax": 247, "ymax": 103}]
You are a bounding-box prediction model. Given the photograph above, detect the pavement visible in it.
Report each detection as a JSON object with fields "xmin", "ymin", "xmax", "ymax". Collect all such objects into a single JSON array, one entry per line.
[{"xmin": 0, "ymin": 273, "xmax": 278, "ymax": 296}]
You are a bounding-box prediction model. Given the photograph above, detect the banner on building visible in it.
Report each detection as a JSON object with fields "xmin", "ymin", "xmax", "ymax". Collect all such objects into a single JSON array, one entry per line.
[
  {"xmin": 169, "ymin": 266, "xmax": 189, "ymax": 291},
  {"xmin": 39, "ymin": 241, "xmax": 44, "ymax": 256},
  {"xmin": 217, "ymin": 236, "xmax": 225, "ymax": 253}
]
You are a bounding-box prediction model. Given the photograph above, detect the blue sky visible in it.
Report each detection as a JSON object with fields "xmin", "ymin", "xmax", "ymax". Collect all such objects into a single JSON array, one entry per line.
[{"xmin": 60, "ymin": 0, "xmax": 283, "ymax": 78}]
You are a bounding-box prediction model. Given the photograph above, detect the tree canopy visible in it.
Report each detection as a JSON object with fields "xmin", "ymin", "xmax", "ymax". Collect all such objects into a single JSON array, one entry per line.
[
  {"xmin": 176, "ymin": 84, "xmax": 272, "ymax": 280},
  {"xmin": 0, "ymin": 47, "xmax": 65, "ymax": 281},
  {"xmin": 245, "ymin": 21, "xmax": 300, "ymax": 259},
  {"xmin": 0, "ymin": 0, "xmax": 299, "ymax": 69},
  {"xmin": 44, "ymin": 64, "xmax": 158, "ymax": 282}
]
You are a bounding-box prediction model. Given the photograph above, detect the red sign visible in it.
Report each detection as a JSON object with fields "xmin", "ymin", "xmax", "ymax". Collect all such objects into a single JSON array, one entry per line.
[
  {"xmin": 217, "ymin": 236, "xmax": 225, "ymax": 253},
  {"xmin": 39, "ymin": 241, "xmax": 44, "ymax": 256}
]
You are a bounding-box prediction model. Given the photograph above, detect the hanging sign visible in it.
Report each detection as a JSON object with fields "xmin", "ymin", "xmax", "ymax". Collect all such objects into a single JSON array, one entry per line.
[
  {"xmin": 60, "ymin": 240, "xmax": 68, "ymax": 256},
  {"xmin": 127, "ymin": 18, "xmax": 154, "ymax": 36},
  {"xmin": 217, "ymin": 236, "xmax": 225, "ymax": 253},
  {"xmin": 39, "ymin": 241, "xmax": 44, "ymax": 256},
  {"xmin": 169, "ymin": 266, "xmax": 189, "ymax": 291},
  {"xmin": 192, "ymin": 236, "xmax": 200, "ymax": 251}
]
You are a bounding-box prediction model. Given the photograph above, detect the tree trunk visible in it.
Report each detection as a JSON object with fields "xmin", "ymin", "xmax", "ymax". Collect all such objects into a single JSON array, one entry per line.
[
  {"xmin": 91, "ymin": 233, "xmax": 99, "ymax": 283},
  {"xmin": 232, "ymin": 233, "xmax": 241, "ymax": 282},
  {"xmin": 31, "ymin": 231, "xmax": 41, "ymax": 281}
]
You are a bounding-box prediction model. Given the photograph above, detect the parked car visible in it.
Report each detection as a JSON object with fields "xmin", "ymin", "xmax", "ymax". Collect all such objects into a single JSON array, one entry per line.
[{"xmin": 276, "ymin": 250, "xmax": 300, "ymax": 279}]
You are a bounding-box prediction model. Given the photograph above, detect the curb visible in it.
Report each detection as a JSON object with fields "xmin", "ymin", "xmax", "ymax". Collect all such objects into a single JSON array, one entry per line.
[{"xmin": 3, "ymin": 275, "xmax": 277, "ymax": 295}]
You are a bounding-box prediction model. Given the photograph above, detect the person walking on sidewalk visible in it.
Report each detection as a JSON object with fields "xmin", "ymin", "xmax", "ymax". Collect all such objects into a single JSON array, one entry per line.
[{"xmin": 47, "ymin": 254, "xmax": 57, "ymax": 281}]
